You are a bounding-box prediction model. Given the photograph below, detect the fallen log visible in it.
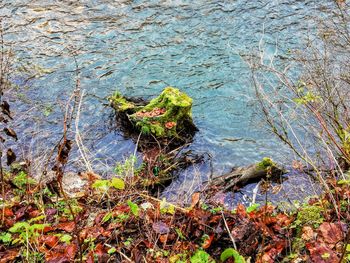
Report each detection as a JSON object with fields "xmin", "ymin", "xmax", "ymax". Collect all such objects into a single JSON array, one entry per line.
[{"xmin": 209, "ymin": 158, "xmax": 286, "ymax": 191}]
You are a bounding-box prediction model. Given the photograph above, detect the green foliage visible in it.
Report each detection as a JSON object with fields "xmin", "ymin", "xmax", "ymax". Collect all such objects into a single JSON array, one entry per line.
[
  {"xmin": 295, "ymin": 205, "xmax": 324, "ymax": 227},
  {"xmin": 337, "ymin": 172, "xmax": 350, "ymax": 185},
  {"xmin": 60, "ymin": 234, "xmax": 72, "ymax": 244},
  {"xmin": 0, "ymin": 232, "xmax": 12, "ymax": 244},
  {"xmin": 109, "ymin": 91, "xmax": 136, "ymax": 111},
  {"xmin": 92, "ymin": 179, "xmax": 110, "ymax": 192},
  {"xmin": 190, "ymin": 250, "xmax": 214, "ymax": 263},
  {"xmin": 127, "ymin": 200, "xmax": 139, "ymax": 217},
  {"xmin": 210, "ymin": 206, "xmax": 223, "ymax": 214},
  {"xmin": 56, "ymin": 199, "xmax": 83, "ymax": 220},
  {"xmin": 256, "ymin": 157, "xmax": 275, "ymax": 170},
  {"xmin": 175, "ymin": 228, "xmax": 186, "ymax": 240},
  {"xmin": 110, "ymin": 178, "xmax": 125, "ymax": 190},
  {"xmin": 293, "ymin": 91, "xmax": 321, "ymax": 105},
  {"xmin": 293, "ymin": 81, "xmax": 321, "ymax": 105},
  {"xmin": 108, "ymin": 247, "xmax": 117, "ymax": 254},
  {"xmin": 9, "ymin": 221, "xmax": 49, "ymax": 244},
  {"xmin": 92, "ymin": 177, "xmax": 126, "ymax": 193},
  {"xmin": 160, "ymin": 198, "xmax": 175, "ymax": 215},
  {"xmin": 114, "ymin": 155, "xmax": 137, "ymax": 177},
  {"xmin": 220, "ymin": 248, "xmax": 246, "ymax": 262},
  {"xmin": 13, "ymin": 171, "xmax": 35, "ymax": 189},
  {"xmin": 246, "ymin": 203, "xmax": 260, "ymax": 213}
]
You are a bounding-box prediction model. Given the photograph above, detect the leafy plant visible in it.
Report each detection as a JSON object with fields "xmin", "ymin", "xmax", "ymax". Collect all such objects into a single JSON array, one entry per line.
[
  {"xmin": 190, "ymin": 250, "xmax": 214, "ymax": 263},
  {"xmin": 0, "ymin": 232, "xmax": 12, "ymax": 244},
  {"xmin": 246, "ymin": 203, "xmax": 260, "ymax": 213},
  {"xmin": 220, "ymin": 248, "xmax": 246, "ymax": 262},
  {"xmin": 9, "ymin": 221, "xmax": 49, "ymax": 244},
  {"xmin": 160, "ymin": 198, "xmax": 175, "ymax": 215},
  {"xmin": 127, "ymin": 200, "xmax": 139, "ymax": 217}
]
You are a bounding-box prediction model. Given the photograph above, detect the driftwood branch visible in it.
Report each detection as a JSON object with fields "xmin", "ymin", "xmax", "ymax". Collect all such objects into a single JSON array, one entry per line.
[{"xmin": 209, "ymin": 161, "xmax": 286, "ymax": 191}]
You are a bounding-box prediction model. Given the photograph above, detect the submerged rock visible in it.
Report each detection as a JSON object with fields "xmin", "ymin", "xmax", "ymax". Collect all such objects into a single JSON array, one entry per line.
[{"xmin": 110, "ymin": 87, "xmax": 197, "ymax": 146}]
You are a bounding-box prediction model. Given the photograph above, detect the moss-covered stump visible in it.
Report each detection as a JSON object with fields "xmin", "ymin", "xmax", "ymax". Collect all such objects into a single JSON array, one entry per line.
[{"xmin": 110, "ymin": 87, "xmax": 197, "ymax": 147}]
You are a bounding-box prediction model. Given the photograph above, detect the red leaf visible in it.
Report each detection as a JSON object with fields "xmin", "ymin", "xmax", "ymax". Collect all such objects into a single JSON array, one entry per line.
[
  {"xmin": 86, "ymin": 251, "xmax": 94, "ymax": 263},
  {"xmin": 95, "ymin": 243, "xmax": 105, "ymax": 256},
  {"xmin": 319, "ymin": 222, "xmax": 344, "ymax": 245},
  {"xmin": 202, "ymin": 234, "xmax": 214, "ymax": 249},
  {"xmin": 65, "ymin": 243, "xmax": 78, "ymax": 260},
  {"xmin": 308, "ymin": 243, "xmax": 339, "ymax": 263},
  {"xmin": 236, "ymin": 204, "xmax": 246, "ymax": 218},
  {"xmin": 29, "ymin": 210, "xmax": 41, "ymax": 219},
  {"xmin": 41, "ymin": 235, "xmax": 59, "ymax": 248},
  {"xmin": 57, "ymin": 222, "xmax": 76, "ymax": 232},
  {"xmin": 43, "ymin": 225, "xmax": 55, "ymax": 233},
  {"xmin": 3, "ymin": 207, "xmax": 14, "ymax": 217}
]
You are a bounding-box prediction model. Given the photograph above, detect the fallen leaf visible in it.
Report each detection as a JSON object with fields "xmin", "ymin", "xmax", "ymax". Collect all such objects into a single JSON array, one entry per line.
[
  {"xmin": 57, "ymin": 222, "xmax": 75, "ymax": 232},
  {"xmin": 319, "ymin": 222, "xmax": 343, "ymax": 245},
  {"xmin": 190, "ymin": 192, "xmax": 200, "ymax": 208},
  {"xmin": 202, "ymin": 234, "xmax": 214, "ymax": 249},
  {"xmin": 307, "ymin": 243, "xmax": 339, "ymax": 263},
  {"xmin": 40, "ymin": 235, "xmax": 59, "ymax": 248},
  {"xmin": 301, "ymin": 226, "xmax": 314, "ymax": 241},
  {"xmin": 3, "ymin": 207, "xmax": 14, "ymax": 217},
  {"xmin": 65, "ymin": 243, "xmax": 78, "ymax": 260}
]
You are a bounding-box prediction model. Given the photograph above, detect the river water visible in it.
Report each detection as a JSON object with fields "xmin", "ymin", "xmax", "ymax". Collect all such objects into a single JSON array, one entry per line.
[{"xmin": 0, "ymin": 1, "xmax": 332, "ymax": 204}]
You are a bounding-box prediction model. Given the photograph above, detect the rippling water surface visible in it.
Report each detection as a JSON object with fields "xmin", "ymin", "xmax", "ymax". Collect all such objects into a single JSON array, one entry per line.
[{"xmin": 0, "ymin": 0, "xmax": 332, "ymax": 201}]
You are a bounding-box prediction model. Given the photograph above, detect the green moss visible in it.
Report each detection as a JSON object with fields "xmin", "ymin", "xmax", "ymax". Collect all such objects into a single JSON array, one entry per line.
[
  {"xmin": 111, "ymin": 87, "xmax": 195, "ymax": 138},
  {"xmin": 295, "ymin": 205, "xmax": 324, "ymax": 227},
  {"xmin": 256, "ymin": 157, "xmax": 275, "ymax": 170},
  {"xmin": 109, "ymin": 91, "xmax": 136, "ymax": 112}
]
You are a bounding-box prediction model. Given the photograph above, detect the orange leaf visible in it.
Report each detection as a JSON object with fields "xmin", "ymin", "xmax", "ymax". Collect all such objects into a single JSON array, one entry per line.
[
  {"xmin": 40, "ymin": 235, "xmax": 59, "ymax": 248},
  {"xmin": 236, "ymin": 204, "xmax": 246, "ymax": 218},
  {"xmin": 57, "ymin": 222, "xmax": 76, "ymax": 232},
  {"xmin": 3, "ymin": 207, "xmax": 14, "ymax": 217},
  {"xmin": 319, "ymin": 222, "xmax": 344, "ymax": 245},
  {"xmin": 202, "ymin": 234, "xmax": 214, "ymax": 249},
  {"xmin": 190, "ymin": 192, "xmax": 200, "ymax": 208},
  {"xmin": 65, "ymin": 243, "xmax": 78, "ymax": 260},
  {"xmin": 301, "ymin": 226, "xmax": 314, "ymax": 241}
]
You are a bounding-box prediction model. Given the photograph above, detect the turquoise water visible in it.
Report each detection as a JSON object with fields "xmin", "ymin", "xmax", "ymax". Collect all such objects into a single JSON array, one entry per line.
[{"xmin": 0, "ymin": 1, "xmax": 332, "ymax": 200}]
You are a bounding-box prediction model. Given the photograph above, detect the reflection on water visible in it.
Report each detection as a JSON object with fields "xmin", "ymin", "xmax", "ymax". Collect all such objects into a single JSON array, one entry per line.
[{"xmin": 0, "ymin": 0, "xmax": 332, "ymax": 202}]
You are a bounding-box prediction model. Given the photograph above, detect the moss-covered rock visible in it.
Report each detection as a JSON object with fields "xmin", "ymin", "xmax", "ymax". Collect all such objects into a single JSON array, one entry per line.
[{"xmin": 110, "ymin": 87, "xmax": 197, "ymax": 142}]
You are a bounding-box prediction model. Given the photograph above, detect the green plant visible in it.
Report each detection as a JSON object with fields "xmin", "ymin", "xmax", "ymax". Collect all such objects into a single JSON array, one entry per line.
[
  {"xmin": 56, "ymin": 199, "xmax": 83, "ymax": 220},
  {"xmin": 0, "ymin": 232, "xmax": 12, "ymax": 244},
  {"xmin": 294, "ymin": 205, "xmax": 324, "ymax": 227},
  {"xmin": 127, "ymin": 200, "xmax": 139, "ymax": 217},
  {"xmin": 160, "ymin": 198, "xmax": 175, "ymax": 215},
  {"xmin": 220, "ymin": 248, "xmax": 246, "ymax": 262},
  {"xmin": 246, "ymin": 203, "xmax": 260, "ymax": 213},
  {"xmin": 190, "ymin": 250, "xmax": 214, "ymax": 263},
  {"xmin": 114, "ymin": 155, "xmax": 137, "ymax": 177},
  {"xmin": 9, "ymin": 221, "xmax": 49, "ymax": 244}
]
